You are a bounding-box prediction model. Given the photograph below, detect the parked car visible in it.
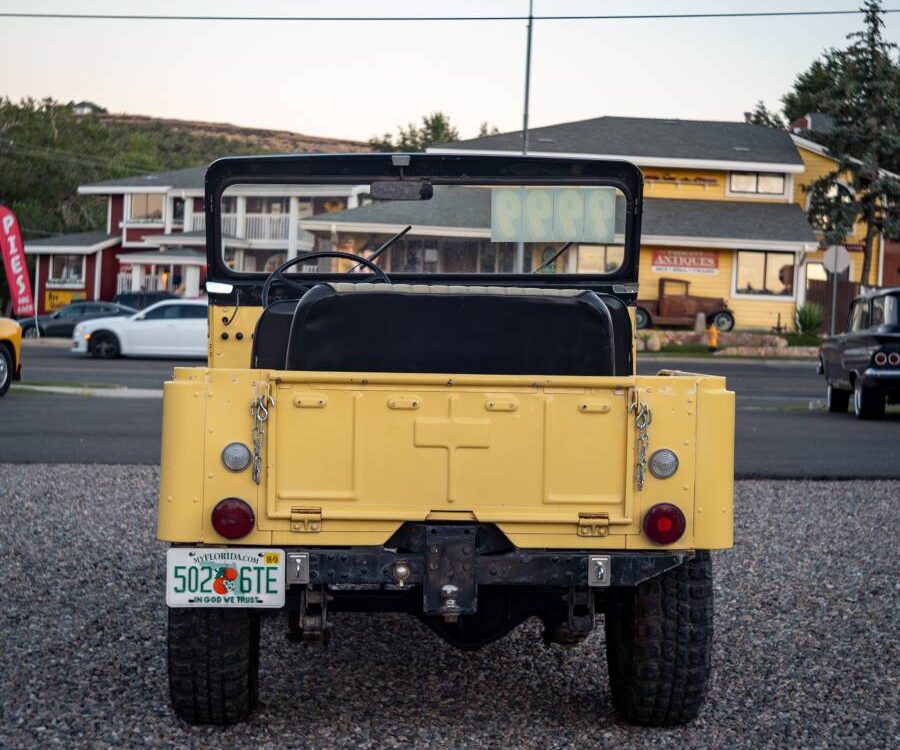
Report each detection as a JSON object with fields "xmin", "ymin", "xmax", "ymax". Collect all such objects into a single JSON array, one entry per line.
[
  {"xmin": 114, "ymin": 290, "xmax": 178, "ymax": 310},
  {"xmin": 72, "ymin": 298, "xmax": 208, "ymax": 359},
  {"xmin": 0, "ymin": 316, "xmax": 22, "ymax": 397},
  {"xmin": 19, "ymin": 301, "xmax": 137, "ymax": 338},
  {"xmin": 636, "ymin": 278, "xmax": 734, "ymax": 331},
  {"xmin": 819, "ymin": 287, "xmax": 900, "ymax": 420}
]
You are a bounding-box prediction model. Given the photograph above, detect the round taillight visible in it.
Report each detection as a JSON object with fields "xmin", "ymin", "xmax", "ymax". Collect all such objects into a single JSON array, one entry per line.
[
  {"xmin": 643, "ymin": 503, "xmax": 686, "ymax": 545},
  {"xmin": 889, "ymin": 352, "xmax": 900, "ymax": 366},
  {"xmin": 874, "ymin": 352, "xmax": 887, "ymax": 366},
  {"xmin": 211, "ymin": 498, "xmax": 255, "ymax": 539}
]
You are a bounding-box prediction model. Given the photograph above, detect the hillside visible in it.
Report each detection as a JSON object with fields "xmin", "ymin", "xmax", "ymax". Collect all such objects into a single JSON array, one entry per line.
[
  {"xmin": 95, "ymin": 112, "xmax": 366, "ymax": 154},
  {"xmin": 0, "ymin": 97, "xmax": 367, "ymax": 242}
]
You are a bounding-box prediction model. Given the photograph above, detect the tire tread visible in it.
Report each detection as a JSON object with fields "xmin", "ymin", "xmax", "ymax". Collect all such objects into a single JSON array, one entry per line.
[
  {"xmin": 605, "ymin": 552, "xmax": 713, "ymax": 726},
  {"xmin": 168, "ymin": 608, "xmax": 259, "ymax": 725}
]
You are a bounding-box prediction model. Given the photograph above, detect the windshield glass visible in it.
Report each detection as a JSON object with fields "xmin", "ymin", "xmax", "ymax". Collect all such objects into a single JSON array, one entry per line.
[{"xmin": 218, "ymin": 183, "xmax": 627, "ymax": 276}]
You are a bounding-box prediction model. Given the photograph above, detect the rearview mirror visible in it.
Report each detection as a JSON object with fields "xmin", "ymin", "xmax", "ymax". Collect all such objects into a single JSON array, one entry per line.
[{"xmin": 370, "ymin": 180, "xmax": 433, "ymax": 201}]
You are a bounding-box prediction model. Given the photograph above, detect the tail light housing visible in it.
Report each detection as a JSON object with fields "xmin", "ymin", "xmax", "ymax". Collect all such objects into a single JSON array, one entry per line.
[
  {"xmin": 643, "ymin": 503, "xmax": 686, "ymax": 545},
  {"xmin": 874, "ymin": 352, "xmax": 887, "ymax": 366},
  {"xmin": 889, "ymin": 352, "xmax": 900, "ymax": 366},
  {"xmin": 211, "ymin": 498, "xmax": 255, "ymax": 539}
]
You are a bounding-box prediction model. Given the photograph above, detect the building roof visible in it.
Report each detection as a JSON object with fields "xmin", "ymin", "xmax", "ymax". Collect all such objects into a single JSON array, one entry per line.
[
  {"xmin": 430, "ymin": 116, "xmax": 804, "ymax": 171},
  {"xmin": 24, "ymin": 229, "xmax": 120, "ymax": 255},
  {"xmin": 300, "ymin": 187, "xmax": 817, "ymax": 250},
  {"xmin": 79, "ymin": 166, "xmax": 207, "ymax": 194}
]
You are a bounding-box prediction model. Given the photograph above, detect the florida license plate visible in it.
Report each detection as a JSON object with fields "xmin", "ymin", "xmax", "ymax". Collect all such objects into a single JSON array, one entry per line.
[{"xmin": 166, "ymin": 548, "xmax": 285, "ymax": 608}]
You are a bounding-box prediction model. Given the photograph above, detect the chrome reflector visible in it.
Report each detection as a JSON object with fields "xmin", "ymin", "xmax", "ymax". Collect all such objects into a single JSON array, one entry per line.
[{"xmin": 649, "ymin": 448, "xmax": 679, "ymax": 479}]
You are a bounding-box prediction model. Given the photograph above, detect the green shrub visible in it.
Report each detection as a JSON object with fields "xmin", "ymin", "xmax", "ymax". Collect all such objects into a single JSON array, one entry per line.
[{"xmin": 793, "ymin": 303, "xmax": 824, "ymax": 334}]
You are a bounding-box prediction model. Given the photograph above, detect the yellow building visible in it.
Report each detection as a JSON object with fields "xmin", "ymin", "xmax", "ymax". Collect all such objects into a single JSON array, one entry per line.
[{"xmin": 417, "ymin": 116, "xmax": 890, "ymax": 330}]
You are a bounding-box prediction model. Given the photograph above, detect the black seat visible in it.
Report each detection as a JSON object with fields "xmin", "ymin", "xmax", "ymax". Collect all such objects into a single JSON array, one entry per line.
[{"xmin": 252, "ymin": 283, "xmax": 631, "ymax": 376}]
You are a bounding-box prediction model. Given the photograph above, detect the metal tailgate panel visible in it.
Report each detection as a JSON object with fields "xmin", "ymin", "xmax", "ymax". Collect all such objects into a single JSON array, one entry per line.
[{"xmin": 260, "ymin": 378, "xmax": 631, "ymax": 532}]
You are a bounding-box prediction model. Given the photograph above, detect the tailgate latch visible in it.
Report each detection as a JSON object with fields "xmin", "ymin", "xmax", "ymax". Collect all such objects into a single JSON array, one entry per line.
[
  {"xmin": 291, "ymin": 507, "xmax": 323, "ymax": 533},
  {"xmin": 577, "ymin": 513, "xmax": 610, "ymax": 537}
]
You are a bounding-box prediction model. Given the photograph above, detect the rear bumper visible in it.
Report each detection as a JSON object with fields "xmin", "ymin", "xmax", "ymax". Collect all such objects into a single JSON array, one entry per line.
[
  {"xmin": 285, "ymin": 547, "xmax": 687, "ymax": 589},
  {"xmin": 860, "ymin": 368, "xmax": 900, "ymax": 391}
]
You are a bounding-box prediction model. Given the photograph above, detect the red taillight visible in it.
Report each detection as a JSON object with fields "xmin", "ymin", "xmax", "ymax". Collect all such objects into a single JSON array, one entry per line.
[
  {"xmin": 211, "ymin": 498, "xmax": 255, "ymax": 539},
  {"xmin": 889, "ymin": 352, "xmax": 900, "ymax": 366},
  {"xmin": 874, "ymin": 352, "xmax": 887, "ymax": 366},
  {"xmin": 643, "ymin": 503, "xmax": 686, "ymax": 545}
]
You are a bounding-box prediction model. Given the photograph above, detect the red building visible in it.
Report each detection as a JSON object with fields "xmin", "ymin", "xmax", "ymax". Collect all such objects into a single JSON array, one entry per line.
[{"xmin": 24, "ymin": 166, "xmax": 363, "ymax": 313}]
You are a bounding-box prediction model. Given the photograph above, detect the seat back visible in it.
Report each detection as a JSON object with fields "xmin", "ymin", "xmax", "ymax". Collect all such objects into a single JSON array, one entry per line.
[{"xmin": 251, "ymin": 283, "xmax": 631, "ymax": 376}]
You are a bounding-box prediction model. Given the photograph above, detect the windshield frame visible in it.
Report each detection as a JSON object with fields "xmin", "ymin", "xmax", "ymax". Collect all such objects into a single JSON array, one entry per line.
[{"xmin": 204, "ymin": 153, "xmax": 643, "ymax": 299}]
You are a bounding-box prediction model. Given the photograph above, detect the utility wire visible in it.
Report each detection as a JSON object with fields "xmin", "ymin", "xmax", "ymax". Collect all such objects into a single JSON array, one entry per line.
[
  {"xmin": 0, "ymin": 9, "xmax": 897, "ymax": 22},
  {"xmin": 0, "ymin": 138, "xmax": 154, "ymax": 173}
]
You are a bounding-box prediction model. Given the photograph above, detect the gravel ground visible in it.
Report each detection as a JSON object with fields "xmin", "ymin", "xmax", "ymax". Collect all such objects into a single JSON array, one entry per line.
[{"xmin": 0, "ymin": 466, "xmax": 897, "ymax": 750}]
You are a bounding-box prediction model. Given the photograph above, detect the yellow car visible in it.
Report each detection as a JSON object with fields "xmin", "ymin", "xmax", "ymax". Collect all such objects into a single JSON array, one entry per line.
[
  {"xmin": 0, "ymin": 316, "xmax": 22, "ymax": 396},
  {"xmin": 159, "ymin": 154, "xmax": 734, "ymax": 727}
]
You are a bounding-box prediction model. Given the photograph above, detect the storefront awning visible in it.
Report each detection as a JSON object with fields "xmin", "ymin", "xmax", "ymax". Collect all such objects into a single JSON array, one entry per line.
[{"xmin": 300, "ymin": 188, "xmax": 818, "ymax": 252}]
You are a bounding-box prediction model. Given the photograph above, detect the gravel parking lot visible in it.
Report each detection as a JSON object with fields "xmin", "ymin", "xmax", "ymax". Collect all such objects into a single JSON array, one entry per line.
[{"xmin": 0, "ymin": 465, "xmax": 897, "ymax": 749}]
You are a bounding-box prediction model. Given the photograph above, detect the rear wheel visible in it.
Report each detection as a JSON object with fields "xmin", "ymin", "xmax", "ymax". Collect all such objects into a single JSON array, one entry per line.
[
  {"xmin": 635, "ymin": 308, "xmax": 651, "ymax": 330},
  {"xmin": 826, "ymin": 384, "xmax": 850, "ymax": 413},
  {"xmin": 90, "ymin": 332, "xmax": 120, "ymax": 359},
  {"xmin": 853, "ymin": 378, "xmax": 885, "ymax": 420},
  {"xmin": 168, "ymin": 608, "xmax": 260, "ymax": 725},
  {"xmin": 605, "ymin": 552, "xmax": 714, "ymax": 726},
  {"xmin": 711, "ymin": 311, "xmax": 734, "ymax": 332},
  {"xmin": 0, "ymin": 346, "xmax": 11, "ymax": 396}
]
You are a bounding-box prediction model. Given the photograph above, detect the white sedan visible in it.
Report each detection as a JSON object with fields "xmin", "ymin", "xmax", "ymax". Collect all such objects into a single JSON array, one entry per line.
[{"xmin": 72, "ymin": 299, "xmax": 208, "ymax": 359}]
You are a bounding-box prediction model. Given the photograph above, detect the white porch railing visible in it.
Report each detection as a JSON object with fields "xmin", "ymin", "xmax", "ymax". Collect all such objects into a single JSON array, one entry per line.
[
  {"xmin": 245, "ymin": 213, "xmax": 290, "ymax": 241},
  {"xmin": 187, "ymin": 213, "xmax": 314, "ymax": 246}
]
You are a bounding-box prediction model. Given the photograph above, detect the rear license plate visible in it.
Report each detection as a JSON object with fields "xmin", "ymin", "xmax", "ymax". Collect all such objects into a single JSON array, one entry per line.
[{"xmin": 166, "ymin": 548, "xmax": 285, "ymax": 608}]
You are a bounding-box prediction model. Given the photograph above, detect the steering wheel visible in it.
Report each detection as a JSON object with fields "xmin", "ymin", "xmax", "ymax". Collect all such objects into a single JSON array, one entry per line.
[{"xmin": 261, "ymin": 251, "xmax": 391, "ymax": 308}]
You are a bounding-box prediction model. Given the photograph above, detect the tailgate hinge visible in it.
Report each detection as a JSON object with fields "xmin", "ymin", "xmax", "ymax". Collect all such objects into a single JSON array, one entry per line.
[
  {"xmin": 577, "ymin": 513, "xmax": 610, "ymax": 537},
  {"xmin": 291, "ymin": 507, "xmax": 323, "ymax": 533}
]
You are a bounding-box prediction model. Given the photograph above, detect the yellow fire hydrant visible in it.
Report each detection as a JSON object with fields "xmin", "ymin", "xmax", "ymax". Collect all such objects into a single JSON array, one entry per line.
[{"xmin": 707, "ymin": 323, "xmax": 719, "ymax": 352}]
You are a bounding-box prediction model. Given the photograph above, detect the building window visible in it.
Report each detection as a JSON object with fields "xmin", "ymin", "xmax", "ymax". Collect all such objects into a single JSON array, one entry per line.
[
  {"xmin": 172, "ymin": 198, "xmax": 185, "ymax": 224},
  {"xmin": 48, "ymin": 254, "xmax": 85, "ymax": 286},
  {"xmin": 246, "ymin": 197, "xmax": 289, "ymax": 214},
  {"xmin": 735, "ymin": 251, "xmax": 795, "ymax": 296},
  {"xmin": 576, "ymin": 245, "xmax": 625, "ymax": 273},
  {"xmin": 129, "ymin": 193, "xmax": 164, "ymax": 222},
  {"xmin": 729, "ymin": 172, "xmax": 786, "ymax": 195}
]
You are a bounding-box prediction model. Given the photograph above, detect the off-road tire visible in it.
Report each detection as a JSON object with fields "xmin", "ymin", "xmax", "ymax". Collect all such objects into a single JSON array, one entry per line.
[
  {"xmin": 90, "ymin": 331, "xmax": 120, "ymax": 359},
  {"xmin": 604, "ymin": 551, "xmax": 713, "ymax": 726},
  {"xmin": 168, "ymin": 608, "xmax": 260, "ymax": 725},
  {"xmin": 853, "ymin": 378, "xmax": 885, "ymax": 420},
  {"xmin": 826, "ymin": 384, "xmax": 850, "ymax": 413}
]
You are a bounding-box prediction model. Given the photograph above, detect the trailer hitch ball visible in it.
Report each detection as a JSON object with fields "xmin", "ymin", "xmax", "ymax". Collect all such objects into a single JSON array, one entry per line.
[{"xmin": 391, "ymin": 561, "xmax": 411, "ymax": 587}]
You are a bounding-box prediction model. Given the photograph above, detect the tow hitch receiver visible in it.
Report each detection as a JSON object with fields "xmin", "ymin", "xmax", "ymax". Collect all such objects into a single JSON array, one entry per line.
[{"xmin": 423, "ymin": 525, "xmax": 478, "ymax": 619}]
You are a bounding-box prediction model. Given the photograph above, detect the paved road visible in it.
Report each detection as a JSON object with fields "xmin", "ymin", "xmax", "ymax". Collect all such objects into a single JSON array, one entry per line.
[
  {"xmin": 19, "ymin": 343, "xmax": 195, "ymax": 389},
  {"xmin": 3, "ymin": 348, "xmax": 898, "ymax": 476},
  {"xmin": 2, "ymin": 466, "xmax": 897, "ymax": 749}
]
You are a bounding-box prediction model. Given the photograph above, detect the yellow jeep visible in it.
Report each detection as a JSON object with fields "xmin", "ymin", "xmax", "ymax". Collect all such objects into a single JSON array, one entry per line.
[{"xmin": 158, "ymin": 154, "xmax": 733, "ymax": 727}]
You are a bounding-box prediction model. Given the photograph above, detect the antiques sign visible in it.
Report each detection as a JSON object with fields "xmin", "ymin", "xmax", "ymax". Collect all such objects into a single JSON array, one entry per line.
[{"xmin": 651, "ymin": 249, "xmax": 719, "ymax": 275}]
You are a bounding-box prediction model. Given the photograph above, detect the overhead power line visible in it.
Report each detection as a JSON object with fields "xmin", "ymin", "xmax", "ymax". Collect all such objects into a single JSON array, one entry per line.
[{"xmin": 0, "ymin": 9, "xmax": 897, "ymax": 22}]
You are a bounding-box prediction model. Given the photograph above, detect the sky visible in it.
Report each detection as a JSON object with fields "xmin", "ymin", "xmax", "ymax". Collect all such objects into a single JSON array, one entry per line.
[{"xmin": 2, "ymin": 0, "xmax": 898, "ymax": 143}]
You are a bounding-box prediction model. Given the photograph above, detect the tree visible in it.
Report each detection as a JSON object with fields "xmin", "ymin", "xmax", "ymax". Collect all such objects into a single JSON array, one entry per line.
[
  {"xmin": 478, "ymin": 122, "xmax": 500, "ymax": 137},
  {"xmin": 805, "ymin": 0, "xmax": 900, "ymax": 284},
  {"xmin": 782, "ymin": 59, "xmax": 844, "ymax": 123},
  {"xmin": 744, "ymin": 101, "xmax": 784, "ymax": 129},
  {"xmin": 368, "ymin": 112, "xmax": 459, "ymax": 151}
]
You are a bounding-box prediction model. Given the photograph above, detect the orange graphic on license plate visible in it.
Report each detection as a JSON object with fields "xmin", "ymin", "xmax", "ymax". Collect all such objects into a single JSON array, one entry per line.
[{"xmin": 264, "ymin": 552, "xmax": 281, "ymax": 565}]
